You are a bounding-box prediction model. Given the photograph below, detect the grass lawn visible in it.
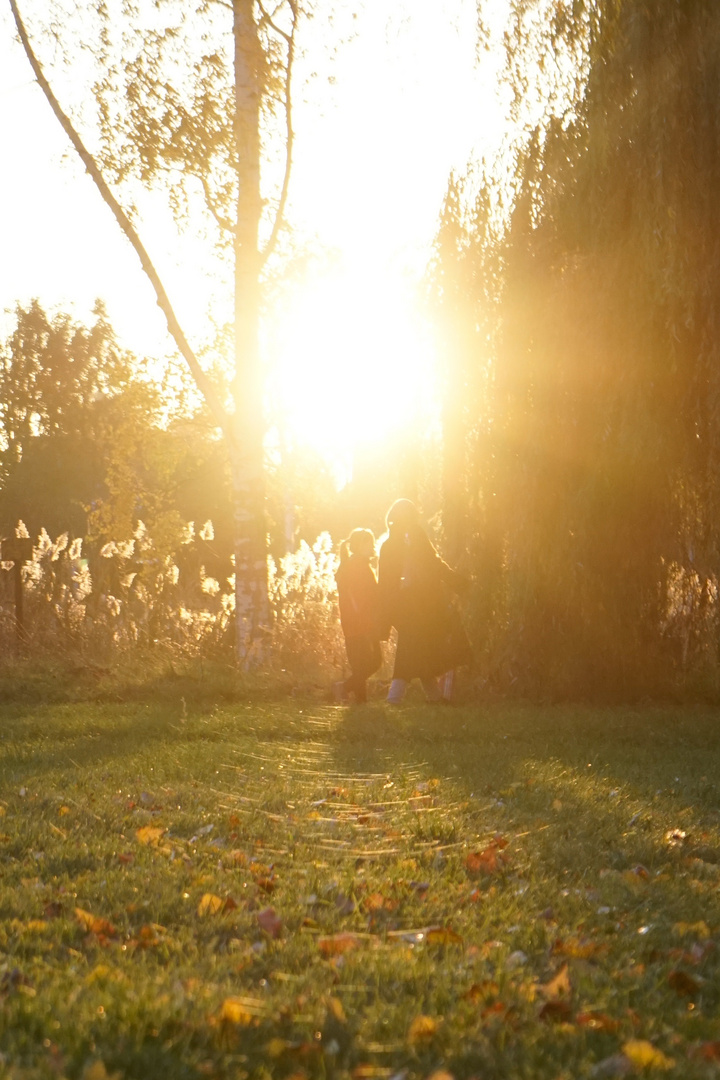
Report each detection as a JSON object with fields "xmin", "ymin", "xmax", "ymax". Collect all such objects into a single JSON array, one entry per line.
[{"xmin": 1, "ymin": 667, "xmax": 720, "ymax": 1079}]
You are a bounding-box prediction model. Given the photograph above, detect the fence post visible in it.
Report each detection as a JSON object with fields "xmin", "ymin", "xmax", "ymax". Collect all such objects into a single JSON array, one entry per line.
[{"xmin": 1, "ymin": 537, "xmax": 34, "ymax": 652}]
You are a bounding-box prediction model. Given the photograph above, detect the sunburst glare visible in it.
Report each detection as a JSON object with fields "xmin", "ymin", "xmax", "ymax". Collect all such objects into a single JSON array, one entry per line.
[{"xmin": 267, "ymin": 269, "xmax": 438, "ymax": 465}]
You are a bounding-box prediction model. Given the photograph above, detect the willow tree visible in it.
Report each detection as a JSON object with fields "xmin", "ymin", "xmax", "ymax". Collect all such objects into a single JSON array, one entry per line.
[
  {"xmin": 495, "ymin": 0, "xmax": 720, "ymax": 696},
  {"xmin": 9, "ymin": 0, "xmax": 300, "ymax": 662},
  {"xmin": 433, "ymin": 1, "xmax": 720, "ymax": 696}
]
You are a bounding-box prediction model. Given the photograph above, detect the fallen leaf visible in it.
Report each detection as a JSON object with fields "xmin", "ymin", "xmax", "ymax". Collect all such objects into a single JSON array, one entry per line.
[
  {"xmin": 197, "ymin": 893, "xmax": 224, "ymax": 917},
  {"xmin": 256, "ymin": 907, "xmax": 283, "ymax": 938},
  {"xmin": 408, "ymin": 1015, "xmax": 439, "ymax": 1043},
  {"xmin": 463, "ymin": 980, "xmax": 500, "ymax": 1002},
  {"xmin": 425, "ymin": 926, "xmax": 463, "ymax": 946},
  {"xmin": 540, "ymin": 962, "xmax": 571, "ymax": 1000},
  {"xmin": 219, "ymin": 997, "xmax": 255, "ymax": 1026},
  {"xmin": 668, "ymin": 969, "xmax": 701, "ymax": 996},
  {"xmin": 326, "ymin": 996, "xmax": 347, "ymax": 1023},
  {"xmin": 80, "ymin": 1062, "xmax": 123, "ymax": 1080},
  {"xmin": 576, "ymin": 1011, "xmax": 619, "ymax": 1032},
  {"xmin": 694, "ymin": 1041, "xmax": 720, "ymax": 1062},
  {"xmin": 539, "ymin": 999, "xmax": 573, "ymax": 1022},
  {"xmin": 466, "ymin": 836, "xmax": 509, "ymax": 875},
  {"xmin": 74, "ymin": 908, "xmax": 117, "ymax": 938},
  {"xmin": 673, "ymin": 920, "xmax": 711, "ymax": 938},
  {"xmin": 622, "ymin": 1040, "xmax": 675, "ymax": 1070},
  {"xmin": 553, "ymin": 936, "xmax": 607, "ymax": 960},
  {"xmin": 135, "ymin": 826, "xmax": 165, "ymax": 846},
  {"xmin": 318, "ymin": 932, "xmax": 362, "ymax": 956}
]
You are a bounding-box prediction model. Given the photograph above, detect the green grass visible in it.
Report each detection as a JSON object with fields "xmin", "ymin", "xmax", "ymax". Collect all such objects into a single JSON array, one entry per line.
[{"xmin": 1, "ymin": 669, "xmax": 720, "ymax": 1079}]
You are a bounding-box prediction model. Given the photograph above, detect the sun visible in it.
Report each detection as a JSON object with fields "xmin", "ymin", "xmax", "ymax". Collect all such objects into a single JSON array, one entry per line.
[{"xmin": 267, "ymin": 267, "xmax": 438, "ymax": 467}]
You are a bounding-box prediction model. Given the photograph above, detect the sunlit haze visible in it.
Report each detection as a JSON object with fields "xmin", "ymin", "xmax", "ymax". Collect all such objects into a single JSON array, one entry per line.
[
  {"xmin": 268, "ymin": 268, "xmax": 437, "ymax": 461},
  {"xmin": 0, "ymin": 0, "xmax": 507, "ymax": 466}
]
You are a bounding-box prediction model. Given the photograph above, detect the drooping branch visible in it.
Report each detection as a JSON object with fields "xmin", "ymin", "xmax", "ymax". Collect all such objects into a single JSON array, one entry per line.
[
  {"xmin": 259, "ymin": 0, "xmax": 297, "ymax": 269},
  {"xmin": 9, "ymin": 0, "xmax": 234, "ymax": 445}
]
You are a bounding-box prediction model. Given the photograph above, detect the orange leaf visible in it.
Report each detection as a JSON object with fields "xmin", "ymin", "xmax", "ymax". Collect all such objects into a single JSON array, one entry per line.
[
  {"xmin": 426, "ymin": 926, "xmax": 464, "ymax": 946},
  {"xmin": 465, "ymin": 836, "xmax": 509, "ymax": 875},
  {"xmin": 576, "ymin": 1011, "xmax": 619, "ymax": 1032},
  {"xmin": 74, "ymin": 908, "xmax": 117, "ymax": 938},
  {"xmin": 256, "ymin": 906, "xmax": 283, "ymax": 938},
  {"xmin": 463, "ymin": 980, "xmax": 500, "ymax": 1002},
  {"xmin": 318, "ymin": 932, "xmax": 362, "ymax": 957},
  {"xmin": 408, "ymin": 1014, "xmax": 439, "ymax": 1043},
  {"xmin": 553, "ymin": 936, "xmax": 607, "ymax": 960},
  {"xmin": 362, "ymin": 892, "xmax": 392, "ymax": 913},
  {"xmin": 695, "ymin": 1042, "xmax": 720, "ymax": 1062}
]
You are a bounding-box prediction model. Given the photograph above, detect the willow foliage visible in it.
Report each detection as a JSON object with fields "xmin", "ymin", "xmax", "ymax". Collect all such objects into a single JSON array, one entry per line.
[{"xmin": 437, "ymin": 0, "xmax": 720, "ymax": 698}]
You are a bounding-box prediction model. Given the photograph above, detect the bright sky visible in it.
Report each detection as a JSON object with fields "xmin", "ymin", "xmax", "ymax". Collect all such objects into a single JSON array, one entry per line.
[{"xmin": 0, "ymin": 0, "xmax": 508, "ymax": 455}]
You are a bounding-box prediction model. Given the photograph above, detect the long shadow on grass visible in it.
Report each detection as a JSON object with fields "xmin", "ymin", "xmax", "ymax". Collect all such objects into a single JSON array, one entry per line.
[{"xmin": 327, "ymin": 700, "xmax": 720, "ymax": 901}]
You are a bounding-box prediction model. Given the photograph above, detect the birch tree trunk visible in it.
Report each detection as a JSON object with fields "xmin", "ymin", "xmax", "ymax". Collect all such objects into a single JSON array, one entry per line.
[{"xmin": 232, "ymin": 0, "xmax": 271, "ymax": 660}]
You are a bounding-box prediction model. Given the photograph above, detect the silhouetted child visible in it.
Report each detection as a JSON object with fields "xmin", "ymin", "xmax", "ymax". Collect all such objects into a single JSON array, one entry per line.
[{"xmin": 334, "ymin": 528, "xmax": 382, "ymax": 704}]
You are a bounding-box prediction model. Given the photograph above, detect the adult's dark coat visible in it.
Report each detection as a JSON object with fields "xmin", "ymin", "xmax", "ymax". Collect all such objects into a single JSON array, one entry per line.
[{"xmin": 378, "ymin": 525, "xmax": 471, "ymax": 681}]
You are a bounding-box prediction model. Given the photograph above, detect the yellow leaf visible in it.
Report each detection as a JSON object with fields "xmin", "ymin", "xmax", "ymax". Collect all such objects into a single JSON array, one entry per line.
[
  {"xmin": 197, "ymin": 893, "xmax": 224, "ymax": 916},
  {"xmin": 622, "ymin": 1040, "xmax": 675, "ymax": 1070},
  {"xmin": 80, "ymin": 1061, "xmax": 123, "ymax": 1080},
  {"xmin": 408, "ymin": 1014, "xmax": 439, "ymax": 1043},
  {"xmin": 219, "ymin": 997, "xmax": 254, "ymax": 1025},
  {"xmin": 25, "ymin": 919, "xmax": 49, "ymax": 934},
  {"xmin": 59, "ymin": 805, "xmax": 71, "ymax": 816},
  {"xmin": 673, "ymin": 920, "xmax": 711, "ymax": 938},
  {"xmin": 552, "ymin": 799, "xmax": 563, "ymax": 811},
  {"xmin": 541, "ymin": 963, "xmax": 571, "ymax": 1000},
  {"xmin": 326, "ymin": 996, "xmax": 347, "ymax": 1023},
  {"xmin": 135, "ymin": 826, "xmax": 165, "ymax": 846}
]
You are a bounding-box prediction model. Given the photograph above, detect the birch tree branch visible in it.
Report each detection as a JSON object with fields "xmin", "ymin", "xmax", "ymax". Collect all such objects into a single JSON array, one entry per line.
[
  {"xmin": 8, "ymin": 0, "xmax": 234, "ymax": 444},
  {"xmin": 259, "ymin": 0, "xmax": 297, "ymax": 269}
]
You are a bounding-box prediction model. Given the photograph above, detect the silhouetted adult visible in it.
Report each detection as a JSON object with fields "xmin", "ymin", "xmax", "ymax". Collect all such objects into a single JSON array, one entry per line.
[{"xmin": 378, "ymin": 498, "xmax": 471, "ymax": 704}]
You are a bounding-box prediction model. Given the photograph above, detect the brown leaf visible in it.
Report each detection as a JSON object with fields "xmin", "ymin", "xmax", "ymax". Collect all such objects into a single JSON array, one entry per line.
[
  {"xmin": 539, "ymin": 999, "xmax": 573, "ymax": 1022},
  {"xmin": 256, "ymin": 906, "xmax": 283, "ymax": 938},
  {"xmin": 668, "ymin": 969, "xmax": 701, "ymax": 997}
]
